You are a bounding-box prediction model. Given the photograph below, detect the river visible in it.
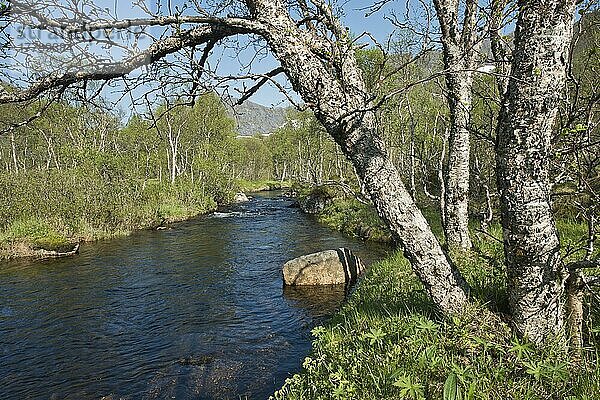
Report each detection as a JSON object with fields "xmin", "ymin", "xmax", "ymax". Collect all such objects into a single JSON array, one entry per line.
[{"xmin": 0, "ymin": 192, "xmax": 389, "ymax": 400}]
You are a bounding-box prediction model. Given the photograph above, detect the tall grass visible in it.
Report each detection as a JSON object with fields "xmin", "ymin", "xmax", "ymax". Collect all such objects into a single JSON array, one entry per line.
[{"xmin": 0, "ymin": 169, "xmax": 222, "ymax": 258}]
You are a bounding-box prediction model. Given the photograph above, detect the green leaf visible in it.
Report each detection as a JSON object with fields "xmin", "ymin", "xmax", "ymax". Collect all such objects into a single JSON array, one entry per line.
[
  {"xmin": 509, "ymin": 337, "xmax": 532, "ymax": 360},
  {"xmin": 443, "ymin": 373, "xmax": 461, "ymax": 400},
  {"xmin": 362, "ymin": 327, "xmax": 387, "ymax": 345},
  {"xmin": 524, "ymin": 361, "xmax": 543, "ymax": 381},
  {"xmin": 393, "ymin": 374, "xmax": 425, "ymax": 400},
  {"xmin": 466, "ymin": 381, "xmax": 476, "ymax": 400}
]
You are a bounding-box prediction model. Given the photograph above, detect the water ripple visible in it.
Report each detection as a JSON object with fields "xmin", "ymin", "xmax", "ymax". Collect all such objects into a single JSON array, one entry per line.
[{"xmin": 0, "ymin": 192, "xmax": 389, "ymax": 399}]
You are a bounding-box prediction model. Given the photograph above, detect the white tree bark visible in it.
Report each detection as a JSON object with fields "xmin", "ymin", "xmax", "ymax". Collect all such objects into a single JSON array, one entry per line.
[
  {"xmin": 443, "ymin": 70, "xmax": 474, "ymax": 250},
  {"xmin": 434, "ymin": 0, "xmax": 479, "ymax": 250},
  {"xmin": 246, "ymin": 0, "xmax": 470, "ymax": 313},
  {"xmin": 496, "ymin": 0, "xmax": 576, "ymax": 343},
  {"xmin": 10, "ymin": 130, "xmax": 18, "ymax": 173}
]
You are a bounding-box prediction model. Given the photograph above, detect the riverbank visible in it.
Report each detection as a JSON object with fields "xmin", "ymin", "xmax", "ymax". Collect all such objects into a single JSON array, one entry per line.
[
  {"xmin": 0, "ymin": 202, "xmax": 216, "ymax": 260},
  {"xmin": 0, "ymin": 202, "xmax": 218, "ymax": 261},
  {"xmin": 0, "ymin": 173, "xmax": 283, "ymax": 261},
  {"xmin": 237, "ymin": 179, "xmax": 293, "ymax": 193},
  {"xmin": 277, "ymin": 184, "xmax": 600, "ymax": 399},
  {"xmin": 274, "ymin": 246, "xmax": 600, "ymax": 399},
  {"xmin": 295, "ymin": 185, "xmax": 394, "ymax": 243}
]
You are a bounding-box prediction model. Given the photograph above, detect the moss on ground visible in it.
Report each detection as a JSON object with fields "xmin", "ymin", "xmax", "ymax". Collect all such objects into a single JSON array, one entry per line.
[{"xmin": 0, "ymin": 218, "xmax": 70, "ymax": 250}]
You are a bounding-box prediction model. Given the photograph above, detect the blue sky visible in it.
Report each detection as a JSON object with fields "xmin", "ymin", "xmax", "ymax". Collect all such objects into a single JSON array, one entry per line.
[
  {"xmin": 5, "ymin": 1, "xmax": 413, "ymax": 112},
  {"xmin": 100, "ymin": 0, "xmax": 405, "ymax": 110}
]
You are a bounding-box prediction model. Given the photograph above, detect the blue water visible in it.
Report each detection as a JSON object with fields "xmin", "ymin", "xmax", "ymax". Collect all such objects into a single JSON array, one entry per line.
[{"xmin": 0, "ymin": 192, "xmax": 388, "ymax": 399}]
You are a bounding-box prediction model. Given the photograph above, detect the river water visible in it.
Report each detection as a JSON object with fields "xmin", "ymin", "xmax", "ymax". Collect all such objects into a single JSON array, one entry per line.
[{"xmin": 0, "ymin": 192, "xmax": 388, "ymax": 400}]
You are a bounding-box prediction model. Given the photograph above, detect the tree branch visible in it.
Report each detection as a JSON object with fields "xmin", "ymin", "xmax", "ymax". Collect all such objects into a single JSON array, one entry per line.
[
  {"xmin": 13, "ymin": 2, "xmax": 254, "ymax": 34},
  {"xmin": 567, "ymin": 258, "xmax": 600, "ymax": 271},
  {"xmin": 235, "ymin": 67, "xmax": 285, "ymax": 105},
  {"xmin": 0, "ymin": 22, "xmax": 257, "ymax": 104}
]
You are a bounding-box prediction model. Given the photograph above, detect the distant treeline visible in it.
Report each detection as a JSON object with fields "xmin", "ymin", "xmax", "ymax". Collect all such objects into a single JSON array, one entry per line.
[{"xmin": 0, "ymin": 88, "xmax": 357, "ymax": 257}]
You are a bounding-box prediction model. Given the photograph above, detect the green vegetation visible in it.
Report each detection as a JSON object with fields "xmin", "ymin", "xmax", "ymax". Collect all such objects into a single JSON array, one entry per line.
[
  {"xmin": 0, "ymin": 93, "xmax": 284, "ymax": 259},
  {"xmin": 236, "ymin": 179, "xmax": 293, "ymax": 193},
  {"xmin": 0, "ymin": 3, "xmax": 598, "ymax": 399},
  {"xmin": 0, "ymin": 166, "xmax": 220, "ymax": 259},
  {"xmin": 274, "ymin": 237, "xmax": 600, "ymax": 400},
  {"xmin": 0, "ymin": 92, "xmax": 358, "ymax": 260},
  {"xmin": 317, "ymin": 198, "xmax": 389, "ymax": 242},
  {"xmin": 230, "ymin": 109, "xmax": 355, "ymax": 186},
  {"xmin": 0, "ymin": 218, "xmax": 70, "ymax": 253},
  {"xmin": 275, "ymin": 181, "xmax": 600, "ymax": 399},
  {"xmin": 294, "ymin": 185, "xmax": 446, "ymax": 244}
]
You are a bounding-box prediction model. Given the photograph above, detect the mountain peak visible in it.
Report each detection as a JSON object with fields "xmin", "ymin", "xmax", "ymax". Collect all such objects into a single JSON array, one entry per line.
[{"xmin": 226, "ymin": 100, "xmax": 288, "ymax": 137}]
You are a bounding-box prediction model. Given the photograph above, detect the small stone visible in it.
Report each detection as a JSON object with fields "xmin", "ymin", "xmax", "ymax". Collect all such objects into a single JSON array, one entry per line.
[{"xmin": 233, "ymin": 192, "xmax": 249, "ymax": 203}]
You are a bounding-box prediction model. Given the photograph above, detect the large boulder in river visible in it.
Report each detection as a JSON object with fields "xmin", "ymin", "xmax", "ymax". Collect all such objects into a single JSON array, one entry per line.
[{"xmin": 282, "ymin": 248, "xmax": 365, "ymax": 286}]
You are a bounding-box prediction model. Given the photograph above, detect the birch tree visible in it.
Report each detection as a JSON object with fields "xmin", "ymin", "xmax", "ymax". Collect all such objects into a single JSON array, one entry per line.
[
  {"xmin": 496, "ymin": 0, "xmax": 577, "ymax": 342},
  {"xmin": 434, "ymin": 0, "xmax": 480, "ymax": 250},
  {"xmin": 0, "ymin": 0, "xmax": 585, "ymax": 343}
]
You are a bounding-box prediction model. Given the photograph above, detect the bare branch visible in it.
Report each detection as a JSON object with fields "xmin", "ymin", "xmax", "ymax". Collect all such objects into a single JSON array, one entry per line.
[
  {"xmin": 0, "ymin": 22, "xmax": 259, "ymax": 104},
  {"xmin": 235, "ymin": 67, "xmax": 285, "ymax": 105},
  {"xmin": 567, "ymin": 258, "xmax": 600, "ymax": 271}
]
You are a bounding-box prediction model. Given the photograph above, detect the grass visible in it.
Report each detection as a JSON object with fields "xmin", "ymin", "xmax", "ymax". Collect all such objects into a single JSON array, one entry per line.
[
  {"xmin": 236, "ymin": 179, "xmax": 292, "ymax": 193},
  {"xmin": 294, "ymin": 184, "xmax": 392, "ymax": 243},
  {"xmin": 276, "ymin": 186, "xmax": 600, "ymax": 399},
  {"xmin": 0, "ymin": 170, "xmax": 293, "ymax": 261},
  {"xmin": 0, "ymin": 218, "xmax": 70, "ymax": 251},
  {"xmin": 318, "ymin": 197, "xmax": 392, "ymax": 243},
  {"xmin": 0, "ymin": 174, "xmax": 285, "ymax": 260},
  {"xmin": 0, "ymin": 170, "xmax": 223, "ymax": 260},
  {"xmin": 305, "ymin": 185, "xmax": 443, "ymax": 244},
  {"xmin": 273, "ymin": 245, "xmax": 600, "ymax": 399}
]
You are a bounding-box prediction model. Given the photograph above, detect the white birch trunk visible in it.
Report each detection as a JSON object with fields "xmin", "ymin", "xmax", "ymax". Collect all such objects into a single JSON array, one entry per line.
[
  {"xmin": 496, "ymin": 0, "xmax": 576, "ymax": 343},
  {"xmin": 434, "ymin": 0, "xmax": 479, "ymax": 250},
  {"xmin": 247, "ymin": 0, "xmax": 470, "ymax": 313}
]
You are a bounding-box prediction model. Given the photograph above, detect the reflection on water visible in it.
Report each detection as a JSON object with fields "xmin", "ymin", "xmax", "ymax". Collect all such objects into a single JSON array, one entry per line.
[
  {"xmin": 283, "ymin": 285, "xmax": 347, "ymax": 320},
  {"xmin": 0, "ymin": 192, "xmax": 389, "ymax": 400}
]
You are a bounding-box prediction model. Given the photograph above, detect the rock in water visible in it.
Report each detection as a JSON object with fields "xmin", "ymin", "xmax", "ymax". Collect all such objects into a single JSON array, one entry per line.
[
  {"xmin": 297, "ymin": 189, "xmax": 333, "ymax": 214},
  {"xmin": 282, "ymin": 248, "xmax": 365, "ymax": 286},
  {"xmin": 233, "ymin": 192, "xmax": 249, "ymax": 203}
]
